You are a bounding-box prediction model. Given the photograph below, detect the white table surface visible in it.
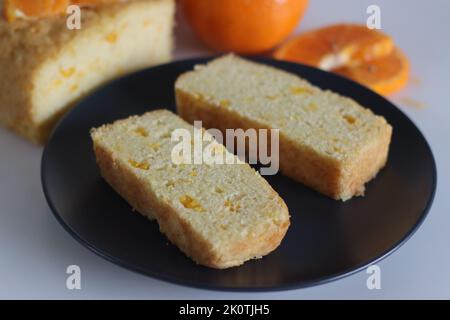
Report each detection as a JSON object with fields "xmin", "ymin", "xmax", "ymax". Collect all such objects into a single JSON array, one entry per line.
[{"xmin": 1, "ymin": 0, "xmax": 449, "ymax": 299}]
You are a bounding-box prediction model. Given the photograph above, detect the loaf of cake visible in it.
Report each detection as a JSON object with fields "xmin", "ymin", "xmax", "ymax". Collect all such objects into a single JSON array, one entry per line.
[
  {"xmin": 0, "ymin": 0, "xmax": 174, "ymax": 143},
  {"xmin": 175, "ymin": 55, "xmax": 393, "ymax": 201},
  {"xmin": 91, "ymin": 110, "xmax": 290, "ymax": 269}
]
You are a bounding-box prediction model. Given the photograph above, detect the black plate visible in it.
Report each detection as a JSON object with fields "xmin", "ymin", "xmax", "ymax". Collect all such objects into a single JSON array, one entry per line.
[{"xmin": 41, "ymin": 57, "xmax": 436, "ymax": 291}]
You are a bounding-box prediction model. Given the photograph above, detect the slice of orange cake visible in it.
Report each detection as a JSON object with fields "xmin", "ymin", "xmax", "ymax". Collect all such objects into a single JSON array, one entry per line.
[
  {"xmin": 0, "ymin": 0, "xmax": 174, "ymax": 143},
  {"xmin": 91, "ymin": 110, "xmax": 290, "ymax": 268},
  {"xmin": 175, "ymin": 55, "xmax": 393, "ymax": 201}
]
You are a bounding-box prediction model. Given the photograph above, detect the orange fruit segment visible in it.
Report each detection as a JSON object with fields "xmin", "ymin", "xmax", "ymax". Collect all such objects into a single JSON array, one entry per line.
[
  {"xmin": 3, "ymin": 0, "xmax": 70, "ymax": 21},
  {"xmin": 2, "ymin": 0, "xmax": 118, "ymax": 21},
  {"xmin": 274, "ymin": 24, "xmax": 394, "ymax": 71},
  {"xmin": 274, "ymin": 24, "xmax": 409, "ymax": 95},
  {"xmin": 180, "ymin": 0, "xmax": 309, "ymax": 54},
  {"xmin": 334, "ymin": 49, "xmax": 410, "ymax": 96}
]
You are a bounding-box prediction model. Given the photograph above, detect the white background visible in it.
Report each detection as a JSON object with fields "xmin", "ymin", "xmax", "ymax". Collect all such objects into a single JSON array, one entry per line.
[{"xmin": 0, "ymin": 0, "xmax": 449, "ymax": 299}]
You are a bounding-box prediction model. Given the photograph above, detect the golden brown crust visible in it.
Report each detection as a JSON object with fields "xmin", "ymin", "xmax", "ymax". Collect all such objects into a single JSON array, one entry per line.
[{"xmin": 337, "ymin": 123, "xmax": 392, "ymax": 200}]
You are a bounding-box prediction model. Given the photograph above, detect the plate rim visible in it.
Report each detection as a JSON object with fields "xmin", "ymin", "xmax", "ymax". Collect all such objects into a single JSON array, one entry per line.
[{"xmin": 41, "ymin": 56, "xmax": 437, "ymax": 292}]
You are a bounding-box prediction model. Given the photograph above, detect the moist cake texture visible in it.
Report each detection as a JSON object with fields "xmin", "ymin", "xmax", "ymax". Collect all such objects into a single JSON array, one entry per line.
[
  {"xmin": 175, "ymin": 55, "xmax": 392, "ymax": 200},
  {"xmin": 91, "ymin": 110, "xmax": 290, "ymax": 268}
]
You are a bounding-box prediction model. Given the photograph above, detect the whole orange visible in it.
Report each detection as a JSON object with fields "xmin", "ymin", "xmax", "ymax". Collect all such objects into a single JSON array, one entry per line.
[{"xmin": 180, "ymin": 0, "xmax": 309, "ymax": 54}]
